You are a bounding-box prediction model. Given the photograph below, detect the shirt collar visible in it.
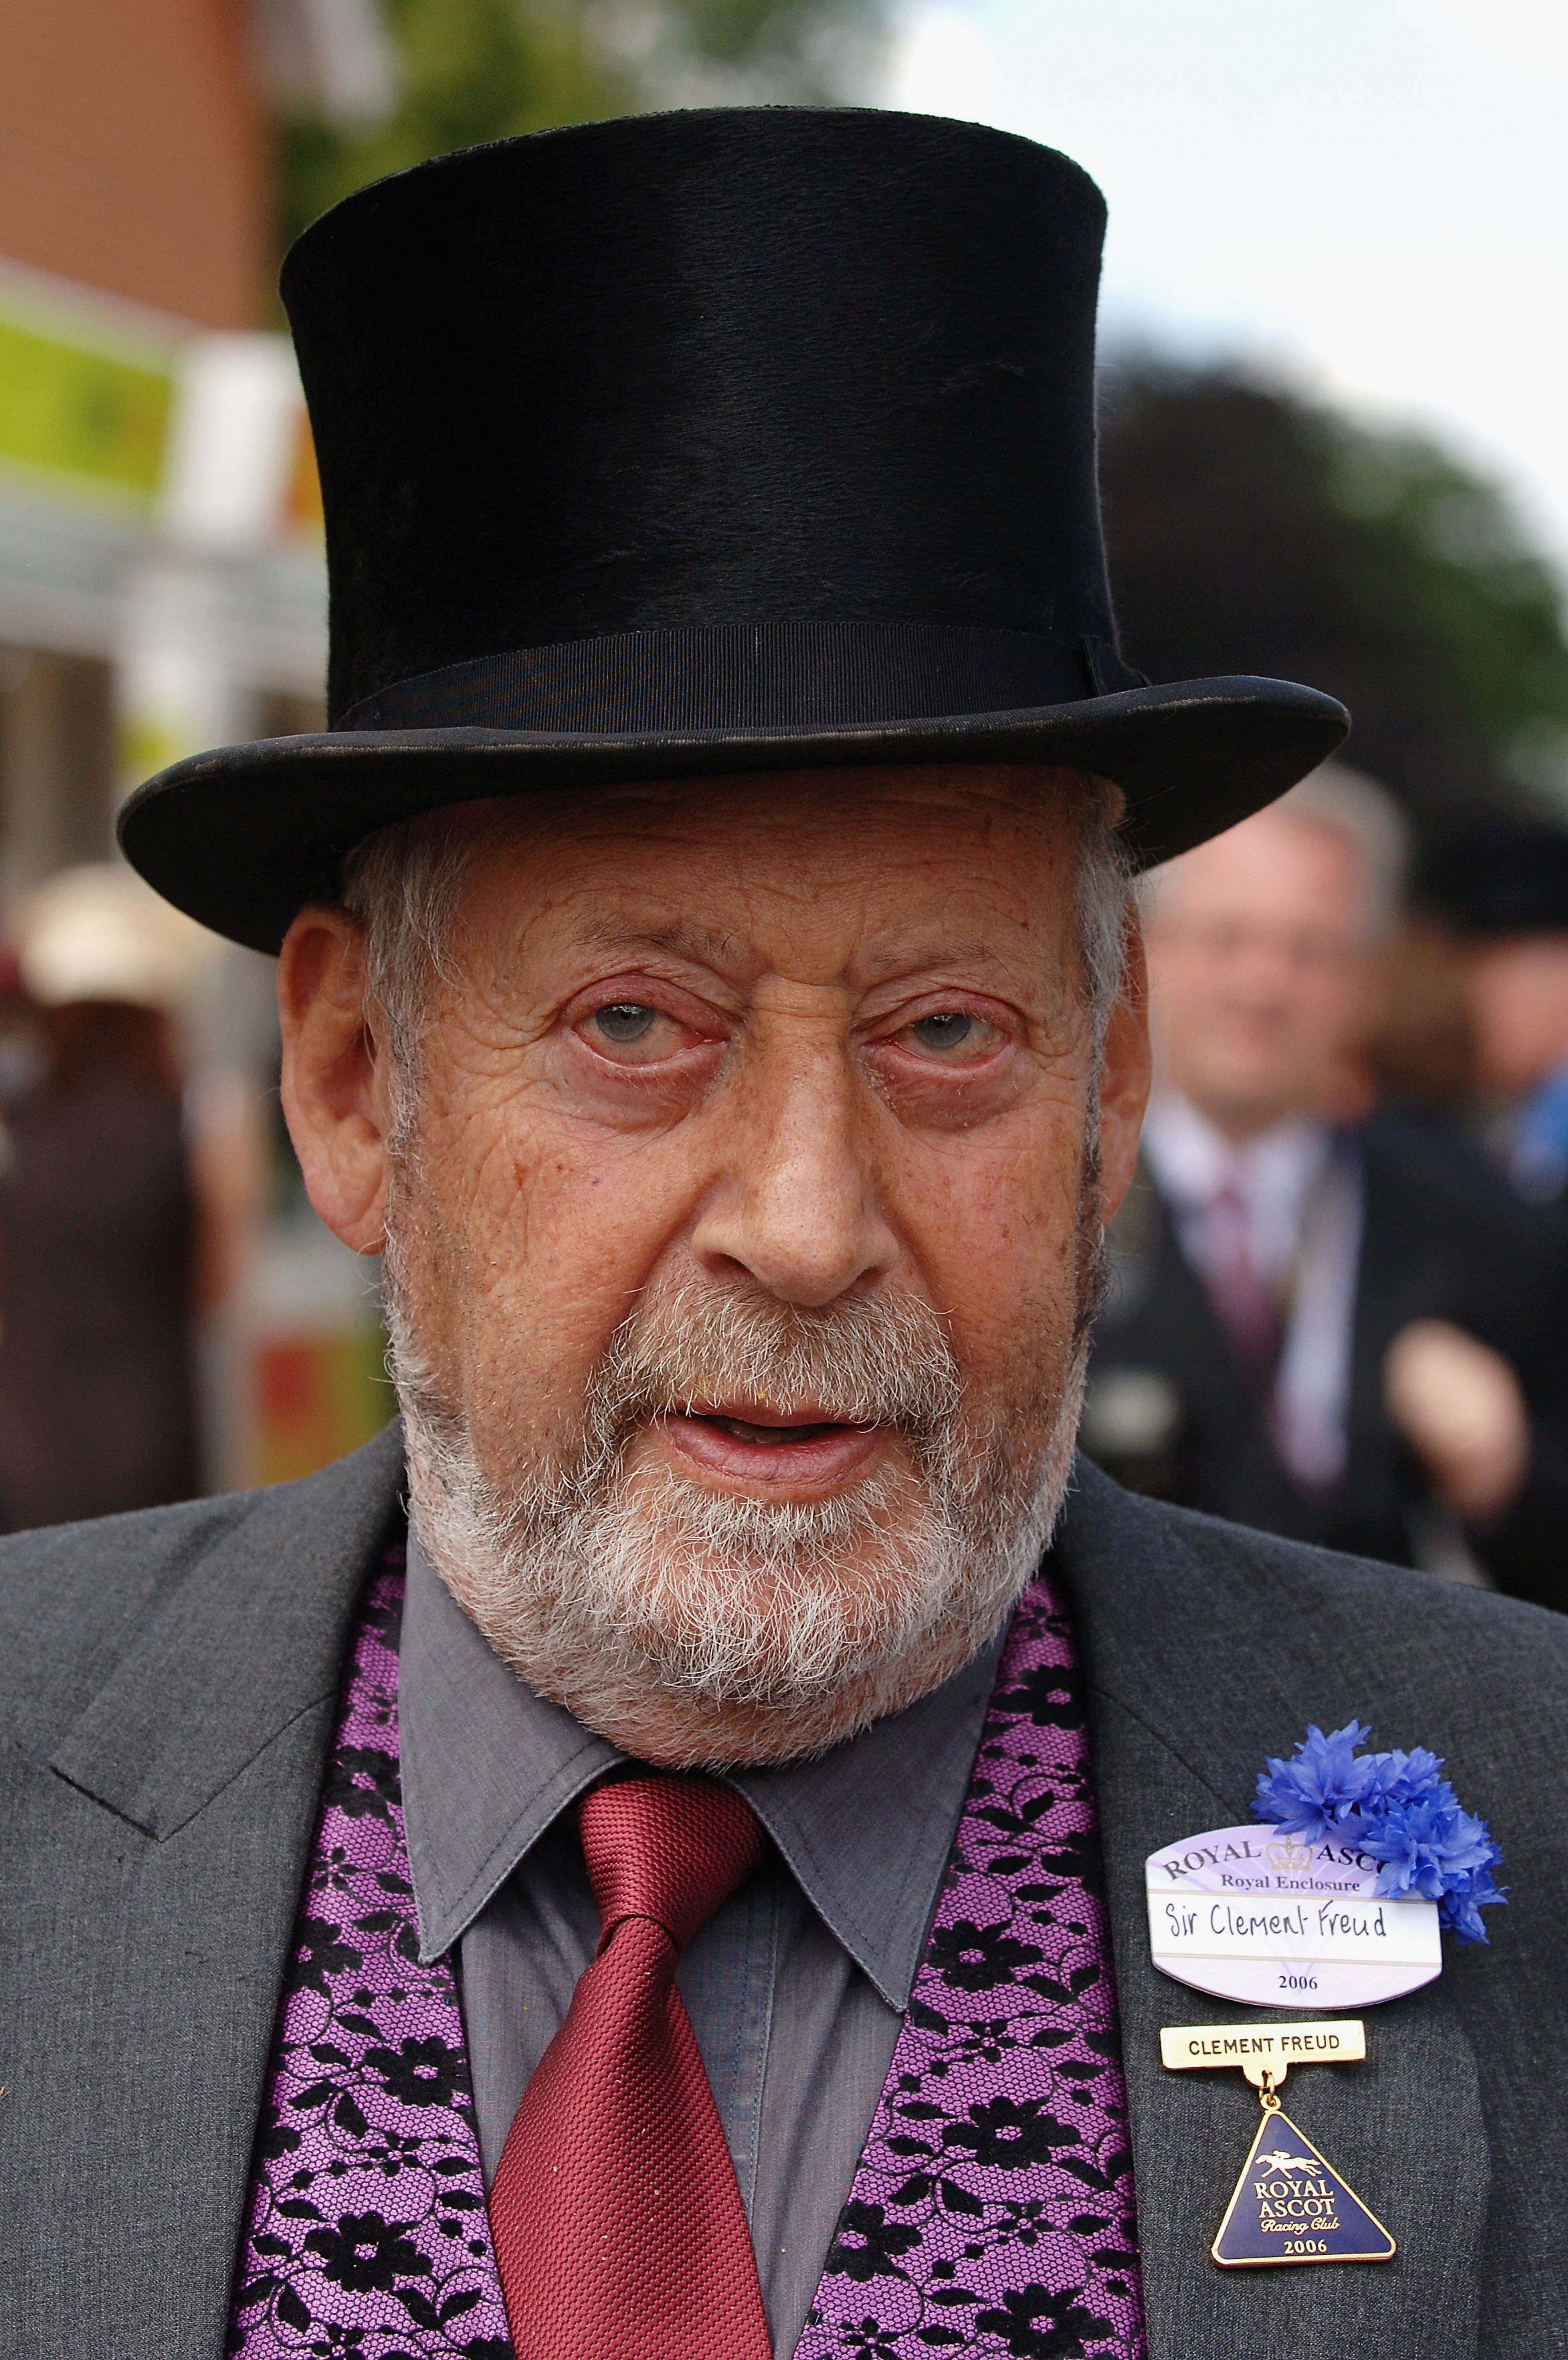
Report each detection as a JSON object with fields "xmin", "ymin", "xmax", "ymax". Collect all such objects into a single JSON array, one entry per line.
[
  {"xmin": 1143, "ymin": 1091, "xmax": 1332, "ymax": 1281},
  {"xmin": 1143, "ymin": 1090, "xmax": 1329, "ymax": 1207},
  {"xmin": 399, "ymin": 1522, "xmax": 1005, "ymax": 2009}
]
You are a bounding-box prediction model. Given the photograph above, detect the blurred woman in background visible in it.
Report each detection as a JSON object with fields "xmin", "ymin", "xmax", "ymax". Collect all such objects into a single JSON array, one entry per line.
[{"xmin": 0, "ymin": 866, "xmax": 212, "ymax": 1528}]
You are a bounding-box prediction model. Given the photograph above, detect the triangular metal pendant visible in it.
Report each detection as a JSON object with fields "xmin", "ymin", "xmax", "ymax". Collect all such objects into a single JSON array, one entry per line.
[{"xmin": 1212, "ymin": 2098, "xmax": 1397, "ymax": 2267}]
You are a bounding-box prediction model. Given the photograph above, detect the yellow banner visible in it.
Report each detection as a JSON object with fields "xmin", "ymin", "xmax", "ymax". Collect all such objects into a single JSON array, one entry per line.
[{"xmin": 0, "ymin": 301, "xmax": 174, "ymax": 507}]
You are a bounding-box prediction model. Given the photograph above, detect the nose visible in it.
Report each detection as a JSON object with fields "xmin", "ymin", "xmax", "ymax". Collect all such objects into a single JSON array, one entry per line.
[{"xmin": 689, "ymin": 1034, "xmax": 900, "ymax": 1307}]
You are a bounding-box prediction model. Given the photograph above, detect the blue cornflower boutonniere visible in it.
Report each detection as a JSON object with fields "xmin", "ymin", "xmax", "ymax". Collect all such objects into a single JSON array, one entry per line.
[{"xmin": 1253, "ymin": 1721, "xmax": 1506, "ymax": 1945}]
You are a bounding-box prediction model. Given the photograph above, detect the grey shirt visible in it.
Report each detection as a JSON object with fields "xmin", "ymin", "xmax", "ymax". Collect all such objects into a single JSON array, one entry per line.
[{"xmin": 399, "ymin": 1529, "xmax": 1003, "ymax": 2357}]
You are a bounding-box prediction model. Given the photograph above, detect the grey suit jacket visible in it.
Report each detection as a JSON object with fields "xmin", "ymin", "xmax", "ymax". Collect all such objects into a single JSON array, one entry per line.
[{"xmin": 2, "ymin": 1425, "xmax": 1565, "ymax": 2359}]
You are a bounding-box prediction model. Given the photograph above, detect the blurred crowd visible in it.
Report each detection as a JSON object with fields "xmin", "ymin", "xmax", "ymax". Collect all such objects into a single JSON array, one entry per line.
[
  {"xmin": 1084, "ymin": 771, "xmax": 1568, "ymax": 1613},
  {"xmin": 8, "ymin": 780, "xmax": 1568, "ymax": 1622}
]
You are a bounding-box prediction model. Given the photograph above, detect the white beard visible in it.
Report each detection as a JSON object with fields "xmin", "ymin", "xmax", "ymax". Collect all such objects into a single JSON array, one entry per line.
[{"xmin": 389, "ymin": 1268, "xmax": 1091, "ymax": 1767}]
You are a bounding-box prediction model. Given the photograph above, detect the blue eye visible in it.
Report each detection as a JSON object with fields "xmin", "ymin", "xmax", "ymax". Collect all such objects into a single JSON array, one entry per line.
[
  {"xmin": 593, "ymin": 1003, "xmax": 658, "ymax": 1043},
  {"xmin": 909, "ymin": 1011, "xmax": 975, "ymax": 1052}
]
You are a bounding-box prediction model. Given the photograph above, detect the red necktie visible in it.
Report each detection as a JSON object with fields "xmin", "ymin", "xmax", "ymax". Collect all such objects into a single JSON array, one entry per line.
[
  {"xmin": 488, "ymin": 1775, "xmax": 773, "ymax": 2360},
  {"xmin": 1206, "ymin": 1176, "xmax": 1282, "ymax": 1374}
]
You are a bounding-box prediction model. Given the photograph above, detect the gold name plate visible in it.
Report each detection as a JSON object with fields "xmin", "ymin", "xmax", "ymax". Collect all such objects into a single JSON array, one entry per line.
[
  {"xmin": 1159, "ymin": 2018, "xmax": 1392, "ymax": 2265},
  {"xmin": 1160, "ymin": 2019, "xmax": 1365, "ymax": 2088}
]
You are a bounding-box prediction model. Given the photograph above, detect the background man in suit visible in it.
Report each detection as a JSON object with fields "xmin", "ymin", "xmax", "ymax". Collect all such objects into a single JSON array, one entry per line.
[
  {"xmin": 2, "ymin": 108, "xmax": 1566, "ymax": 2360},
  {"xmin": 1084, "ymin": 765, "xmax": 1568, "ymax": 1606}
]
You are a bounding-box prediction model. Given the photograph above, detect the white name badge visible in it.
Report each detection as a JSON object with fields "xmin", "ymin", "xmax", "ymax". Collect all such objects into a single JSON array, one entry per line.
[{"xmin": 1145, "ymin": 1823, "xmax": 1442, "ymax": 2009}]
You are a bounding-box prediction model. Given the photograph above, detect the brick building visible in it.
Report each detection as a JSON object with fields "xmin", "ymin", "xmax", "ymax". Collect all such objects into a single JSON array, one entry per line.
[
  {"xmin": 0, "ymin": 0, "xmax": 271, "ymax": 327},
  {"xmin": 0, "ymin": 0, "xmax": 391, "ymax": 1487},
  {"xmin": 0, "ymin": 0, "xmax": 334, "ymax": 894}
]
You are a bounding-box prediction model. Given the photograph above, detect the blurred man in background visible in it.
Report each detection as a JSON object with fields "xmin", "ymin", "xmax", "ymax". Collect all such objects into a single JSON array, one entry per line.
[
  {"xmin": 1424, "ymin": 818, "xmax": 1568, "ymax": 1202},
  {"xmin": 1083, "ymin": 765, "xmax": 1568, "ymax": 1606},
  {"xmin": 0, "ymin": 866, "xmax": 211, "ymax": 1527}
]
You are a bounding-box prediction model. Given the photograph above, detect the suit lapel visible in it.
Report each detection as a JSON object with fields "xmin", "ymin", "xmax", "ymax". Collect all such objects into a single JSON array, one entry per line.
[
  {"xmin": 29, "ymin": 1424, "xmax": 405, "ymax": 2360},
  {"xmin": 1053, "ymin": 1462, "xmax": 1486, "ymax": 2360},
  {"xmin": 50, "ymin": 1423, "xmax": 405, "ymax": 1833}
]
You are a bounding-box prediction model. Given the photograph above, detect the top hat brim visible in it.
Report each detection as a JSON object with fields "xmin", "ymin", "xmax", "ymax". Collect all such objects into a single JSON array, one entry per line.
[{"xmin": 118, "ymin": 672, "xmax": 1348, "ymax": 956}]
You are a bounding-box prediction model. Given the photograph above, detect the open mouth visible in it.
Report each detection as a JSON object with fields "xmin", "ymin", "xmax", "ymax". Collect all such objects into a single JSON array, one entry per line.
[
  {"xmin": 705, "ymin": 1415, "xmax": 849, "ymax": 1447},
  {"xmin": 651, "ymin": 1404, "xmax": 888, "ymax": 1495}
]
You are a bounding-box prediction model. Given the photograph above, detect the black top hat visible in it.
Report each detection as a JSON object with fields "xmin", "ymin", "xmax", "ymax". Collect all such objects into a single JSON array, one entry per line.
[
  {"xmin": 120, "ymin": 106, "xmax": 1347, "ymax": 953},
  {"xmin": 1422, "ymin": 819, "xmax": 1568, "ymax": 937}
]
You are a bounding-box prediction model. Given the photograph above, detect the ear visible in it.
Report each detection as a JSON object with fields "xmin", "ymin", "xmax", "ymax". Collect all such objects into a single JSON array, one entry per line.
[
  {"xmin": 277, "ymin": 906, "xmax": 393, "ymax": 1255},
  {"xmin": 1095, "ymin": 913, "xmax": 1151, "ymax": 1225}
]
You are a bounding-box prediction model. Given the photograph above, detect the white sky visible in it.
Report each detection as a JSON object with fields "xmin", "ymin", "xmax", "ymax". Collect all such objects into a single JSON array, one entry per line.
[{"xmin": 881, "ymin": 0, "xmax": 1568, "ymax": 577}]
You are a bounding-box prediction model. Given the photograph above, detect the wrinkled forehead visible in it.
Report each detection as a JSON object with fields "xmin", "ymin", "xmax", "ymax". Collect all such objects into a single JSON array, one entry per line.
[
  {"xmin": 457, "ymin": 761, "xmax": 1095, "ymax": 856},
  {"xmin": 437, "ymin": 763, "xmax": 1103, "ymax": 973}
]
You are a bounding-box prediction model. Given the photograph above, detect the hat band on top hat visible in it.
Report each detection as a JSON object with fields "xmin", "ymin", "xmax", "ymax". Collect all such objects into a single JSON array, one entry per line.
[{"xmin": 336, "ymin": 619, "xmax": 1147, "ymax": 737}]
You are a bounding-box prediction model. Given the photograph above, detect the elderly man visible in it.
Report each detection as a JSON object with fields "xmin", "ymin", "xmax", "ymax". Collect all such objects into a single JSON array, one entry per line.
[
  {"xmin": 1084, "ymin": 767, "xmax": 1568, "ymax": 1607},
  {"xmin": 2, "ymin": 108, "xmax": 1565, "ymax": 2360}
]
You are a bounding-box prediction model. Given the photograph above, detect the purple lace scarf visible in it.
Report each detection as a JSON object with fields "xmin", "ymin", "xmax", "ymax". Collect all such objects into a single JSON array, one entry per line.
[{"xmin": 230, "ymin": 1536, "xmax": 1146, "ymax": 2359}]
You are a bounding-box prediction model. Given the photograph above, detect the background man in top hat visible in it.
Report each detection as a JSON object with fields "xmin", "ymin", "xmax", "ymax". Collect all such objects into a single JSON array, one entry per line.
[
  {"xmin": 1428, "ymin": 816, "xmax": 1568, "ymax": 1202},
  {"xmin": 2, "ymin": 106, "xmax": 1566, "ymax": 2360}
]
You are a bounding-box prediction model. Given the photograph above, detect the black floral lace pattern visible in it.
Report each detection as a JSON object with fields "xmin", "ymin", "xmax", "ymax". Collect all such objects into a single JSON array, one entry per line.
[
  {"xmin": 793, "ymin": 1574, "xmax": 1146, "ymax": 2359},
  {"xmin": 228, "ymin": 1541, "xmax": 513, "ymax": 2358}
]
